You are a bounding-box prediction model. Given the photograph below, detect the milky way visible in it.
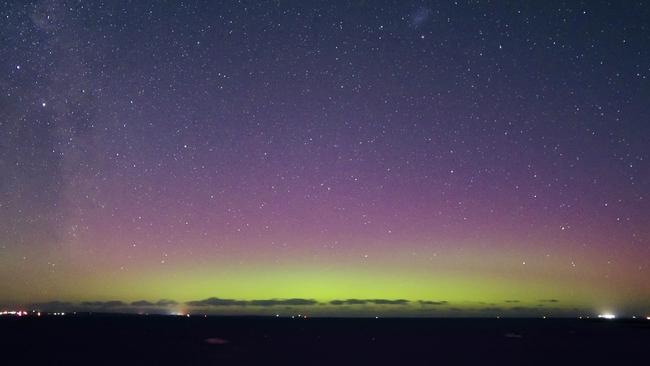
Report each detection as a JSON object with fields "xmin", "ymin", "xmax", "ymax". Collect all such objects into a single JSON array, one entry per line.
[{"xmin": 1, "ymin": 1, "xmax": 649, "ymax": 316}]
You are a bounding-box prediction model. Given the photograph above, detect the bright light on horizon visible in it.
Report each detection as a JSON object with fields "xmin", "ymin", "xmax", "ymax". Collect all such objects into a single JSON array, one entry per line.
[{"xmin": 598, "ymin": 313, "xmax": 616, "ymax": 319}]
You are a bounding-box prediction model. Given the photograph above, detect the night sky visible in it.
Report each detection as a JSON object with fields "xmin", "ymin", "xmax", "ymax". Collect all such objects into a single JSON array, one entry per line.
[{"xmin": 1, "ymin": 1, "xmax": 649, "ymax": 317}]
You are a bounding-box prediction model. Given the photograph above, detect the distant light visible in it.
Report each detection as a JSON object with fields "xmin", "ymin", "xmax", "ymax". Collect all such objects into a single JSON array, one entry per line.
[
  {"xmin": 598, "ymin": 313, "xmax": 616, "ymax": 319},
  {"xmin": 646, "ymin": 316, "xmax": 650, "ymax": 320}
]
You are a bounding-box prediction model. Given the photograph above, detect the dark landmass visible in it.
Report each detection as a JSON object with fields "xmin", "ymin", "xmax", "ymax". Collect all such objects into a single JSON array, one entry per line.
[{"xmin": 1, "ymin": 315, "xmax": 648, "ymax": 365}]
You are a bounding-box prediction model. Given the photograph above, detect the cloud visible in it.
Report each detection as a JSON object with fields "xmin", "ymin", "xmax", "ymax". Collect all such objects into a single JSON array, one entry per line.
[
  {"xmin": 156, "ymin": 299, "xmax": 178, "ymax": 306},
  {"xmin": 25, "ymin": 300, "xmax": 170, "ymax": 313},
  {"xmin": 18, "ymin": 297, "xmax": 577, "ymax": 317},
  {"xmin": 187, "ymin": 297, "xmax": 411, "ymax": 308},
  {"xmin": 249, "ymin": 299, "xmax": 318, "ymax": 306},
  {"xmin": 329, "ymin": 299, "xmax": 410, "ymax": 306},
  {"xmin": 30, "ymin": 301, "xmax": 75, "ymax": 311},
  {"xmin": 478, "ymin": 307, "xmax": 503, "ymax": 312},
  {"xmin": 132, "ymin": 299, "xmax": 179, "ymax": 307},
  {"xmin": 466, "ymin": 304, "xmax": 589, "ymax": 317},
  {"xmin": 186, "ymin": 297, "xmax": 318, "ymax": 307},
  {"xmin": 418, "ymin": 300, "xmax": 448, "ymax": 306},
  {"xmin": 510, "ymin": 306, "xmax": 527, "ymax": 311},
  {"xmin": 330, "ymin": 299, "xmax": 368, "ymax": 305},
  {"xmin": 80, "ymin": 300, "xmax": 126, "ymax": 308},
  {"xmin": 131, "ymin": 300, "xmax": 154, "ymax": 307},
  {"xmin": 186, "ymin": 298, "xmax": 248, "ymax": 307},
  {"xmin": 370, "ymin": 299, "xmax": 409, "ymax": 305}
]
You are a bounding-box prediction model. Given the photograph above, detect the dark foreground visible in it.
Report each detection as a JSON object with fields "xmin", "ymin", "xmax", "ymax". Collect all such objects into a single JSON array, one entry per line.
[{"xmin": 2, "ymin": 316, "xmax": 649, "ymax": 365}]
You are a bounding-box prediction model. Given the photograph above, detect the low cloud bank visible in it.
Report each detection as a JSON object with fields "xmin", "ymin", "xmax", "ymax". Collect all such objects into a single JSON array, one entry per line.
[
  {"xmin": 17, "ymin": 296, "xmax": 586, "ymax": 317},
  {"xmin": 329, "ymin": 299, "xmax": 411, "ymax": 306},
  {"xmin": 186, "ymin": 297, "xmax": 318, "ymax": 307}
]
